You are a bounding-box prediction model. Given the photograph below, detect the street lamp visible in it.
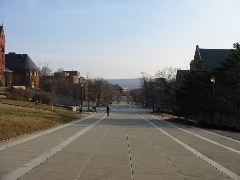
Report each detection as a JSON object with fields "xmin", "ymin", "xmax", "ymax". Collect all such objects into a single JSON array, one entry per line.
[
  {"xmin": 49, "ymin": 79, "xmax": 55, "ymax": 111},
  {"xmin": 210, "ymin": 76, "xmax": 215, "ymax": 124},
  {"xmin": 79, "ymin": 77, "xmax": 85, "ymax": 113},
  {"xmin": 96, "ymin": 92, "xmax": 100, "ymax": 107}
]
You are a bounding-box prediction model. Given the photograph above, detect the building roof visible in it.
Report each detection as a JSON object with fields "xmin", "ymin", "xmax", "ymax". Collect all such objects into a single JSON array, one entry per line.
[
  {"xmin": 198, "ymin": 48, "xmax": 233, "ymax": 69},
  {"xmin": 176, "ymin": 70, "xmax": 190, "ymax": 76},
  {"xmin": 176, "ymin": 70, "xmax": 190, "ymax": 81},
  {"xmin": 6, "ymin": 53, "xmax": 38, "ymax": 70}
]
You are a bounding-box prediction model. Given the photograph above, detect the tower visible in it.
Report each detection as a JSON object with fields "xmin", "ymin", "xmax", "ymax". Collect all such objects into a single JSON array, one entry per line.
[{"xmin": 0, "ymin": 25, "xmax": 5, "ymax": 86}]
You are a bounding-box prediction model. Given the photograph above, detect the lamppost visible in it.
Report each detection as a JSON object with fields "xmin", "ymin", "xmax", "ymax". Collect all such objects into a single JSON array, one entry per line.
[
  {"xmin": 96, "ymin": 92, "xmax": 100, "ymax": 107},
  {"xmin": 210, "ymin": 76, "xmax": 215, "ymax": 124},
  {"xmin": 49, "ymin": 78, "xmax": 56, "ymax": 111},
  {"xmin": 79, "ymin": 77, "xmax": 85, "ymax": 113}
]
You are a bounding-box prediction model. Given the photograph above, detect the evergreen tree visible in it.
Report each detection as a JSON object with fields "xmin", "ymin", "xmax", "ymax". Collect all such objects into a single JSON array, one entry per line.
[
  {"xmin": 215, "ymin": 42, "xmax": 240, "ymax": 118},
  {"xmin": 176, "ymin": 42, "xmax": 240, "ymax": 126},
  {"xmin": 176, "ymin": 71, "xmax": 212, "ymax": 116},
  {"xmin": 217, "ymin": 42, "xmax": 240, "ymax": 89}
]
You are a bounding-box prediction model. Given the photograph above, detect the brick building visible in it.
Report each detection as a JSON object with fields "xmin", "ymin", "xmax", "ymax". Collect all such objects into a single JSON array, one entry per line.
[
  {"xmin": 5, "ymin": 53, "xmax": 40, "ymax": 88},
  {"xmin": 0, "ymin": 25, "xmax": 5, "ymax": 86},
  {"xmin": 54, "ymin": 70, "xmax": 81, "ymax": 84}
]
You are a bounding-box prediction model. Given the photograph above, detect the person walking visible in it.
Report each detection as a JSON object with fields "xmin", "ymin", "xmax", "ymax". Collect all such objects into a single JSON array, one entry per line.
[{"xmin": 106, "ymin": 104, "xmax": 110, "ymax": 117}]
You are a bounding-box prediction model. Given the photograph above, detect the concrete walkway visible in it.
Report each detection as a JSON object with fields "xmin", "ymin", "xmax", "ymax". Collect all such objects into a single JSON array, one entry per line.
[{"xmin": 0, "ymin": 105, "xmax": 239, "ymax": 180}]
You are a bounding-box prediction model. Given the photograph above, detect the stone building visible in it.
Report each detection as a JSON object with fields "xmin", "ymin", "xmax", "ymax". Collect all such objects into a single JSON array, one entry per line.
[
  {"xmin": 190, "ymin": 45, "xmax": 232, "ymax": 71},
  {"xmin": 176, "ymin": 45, "xmax": 233, "ymax": 85},
  {"xmin": 176, "ymin": 70, "xmax": 190, "ymax": 84},
  {"xmin": 5, "ymin": 53, "xmax": 40, "ymax": 88},
  {"xmin": 0, "ymin": 25, "xmax": 5, "ymax": 86}
]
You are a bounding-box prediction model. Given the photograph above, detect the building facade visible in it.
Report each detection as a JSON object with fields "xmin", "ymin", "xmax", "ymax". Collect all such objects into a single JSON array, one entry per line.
[
  {"xmin": 176, "ymin": 70, "xmax": 190, "ymax": 83},
  {"xmin": 54, "ymin": 70, "xmax": 81, "ymax": 84},
  {"xmin": 0, "ymin": 26, "xmax": 5, "ymax": 86},
  {"xmin": 5, "ymin": 53, "xmax": 40, "ymax": 88}
]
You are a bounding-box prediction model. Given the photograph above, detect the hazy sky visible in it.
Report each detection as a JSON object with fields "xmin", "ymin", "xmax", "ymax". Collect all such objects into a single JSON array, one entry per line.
[{"xmin": 0, "ymin": 0, "xmax": 239, "ymax": 78}]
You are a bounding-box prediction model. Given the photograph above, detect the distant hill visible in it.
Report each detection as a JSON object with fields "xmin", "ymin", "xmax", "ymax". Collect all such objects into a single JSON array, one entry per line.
[{"xmin": 107, "ymin": 78, "xmax": 141, "ymax": 90}]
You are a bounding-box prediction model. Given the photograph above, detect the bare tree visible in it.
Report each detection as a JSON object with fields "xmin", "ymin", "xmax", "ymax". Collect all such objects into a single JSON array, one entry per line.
[
  {"xmin": 140, "ymin": 68, "xmax": 177, "ymax": 111},
  {"xmin": 40, "ymin": 63, "xmax": 52, "ymax": 76},
  {"xmin": 86, "ymin": 78, "xmax": 121, "ymax": 106},
  {"xmin": 56, "ymin": 67, "xmax": 64, "ymax": 72},
  {"xmin": 155, "ymin": 67, "xmax": 177, "ymax": 82}
]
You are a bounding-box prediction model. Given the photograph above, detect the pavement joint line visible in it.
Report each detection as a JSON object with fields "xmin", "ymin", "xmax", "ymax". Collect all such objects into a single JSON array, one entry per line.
[
  {"xmin": 145, "ymin": 132, "xmax": 187, "ymax": 180},
  {"xmin": 2, "ymin": 115, "xmax": 106, "ymax": 180},
  {"xmin": 152, "ymin": 115, "xmax": 240, "ymax": 155},
  {"xmin": 140, "ymin": 115, "xmax": 240, "ymax": 180},
  {"xmin": 126, "ymin": 130, "xmax": 135, "ymax": 180},
  {"xmin": 74, "ymin": 127, "xmax": 110, "ymax": 180},
  {"xmin": 0, "ymin": 114, "xmax": 98, "ymax": 151}
]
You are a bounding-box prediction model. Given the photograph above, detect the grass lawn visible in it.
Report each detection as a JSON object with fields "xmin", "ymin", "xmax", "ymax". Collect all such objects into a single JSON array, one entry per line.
[{"xmin": 0, "ymin": 99, "xmax": 85, "ymax": 141}]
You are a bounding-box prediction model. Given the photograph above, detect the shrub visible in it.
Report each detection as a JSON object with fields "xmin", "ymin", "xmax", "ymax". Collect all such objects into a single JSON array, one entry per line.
[
  {"xmin": 8, "ymin": 88, "xmax": 28, "ymax": 100},
  {"xmin": 38, "ymin": 91, "xmax": 52, "ymax": 104}
]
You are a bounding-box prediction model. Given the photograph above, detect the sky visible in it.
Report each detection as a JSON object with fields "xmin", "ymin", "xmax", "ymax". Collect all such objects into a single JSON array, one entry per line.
[{"xmin": 0, "ymin": 0, "xmax": 239, "ymax": 79}]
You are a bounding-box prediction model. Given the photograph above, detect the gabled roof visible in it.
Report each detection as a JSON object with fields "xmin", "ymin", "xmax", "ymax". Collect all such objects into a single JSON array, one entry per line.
[
  {"xmin": 198, "ymin": 47, "xmax": 233, "ymax": 70},
  {"xmin": 6, "ymin": 53, "xmax": 38, "ymax": 70}
]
